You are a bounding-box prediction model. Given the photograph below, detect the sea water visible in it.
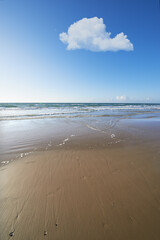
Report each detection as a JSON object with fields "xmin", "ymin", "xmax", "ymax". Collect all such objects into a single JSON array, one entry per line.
[
  {"xmin": 1, "ymin": 103, "xmax": 160, "ymax": 165},
  {"xmin": 1, "ymin": 102, "xmax": 160, "ymax": 120}
]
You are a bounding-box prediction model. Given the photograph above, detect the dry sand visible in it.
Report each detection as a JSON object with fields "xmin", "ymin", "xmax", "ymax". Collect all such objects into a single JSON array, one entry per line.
[{"xmin": 0, "ymin": 144, "xmax": 160, "ymax": 240}]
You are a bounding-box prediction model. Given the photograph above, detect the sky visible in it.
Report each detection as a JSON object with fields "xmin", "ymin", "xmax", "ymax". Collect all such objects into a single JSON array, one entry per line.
[{"xmin": 0, "ymin": 0, "xmax": 160, "ymax": 103}]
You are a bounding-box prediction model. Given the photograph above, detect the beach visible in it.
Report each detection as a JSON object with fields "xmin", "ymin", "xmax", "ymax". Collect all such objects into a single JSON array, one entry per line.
[
  {"xmin": 1, "ymin": 0, "xmax": 160, "ymax": 238},
  {"xmin": 0, "ymin": 103, "xmax": 160, "ymax": 239}
]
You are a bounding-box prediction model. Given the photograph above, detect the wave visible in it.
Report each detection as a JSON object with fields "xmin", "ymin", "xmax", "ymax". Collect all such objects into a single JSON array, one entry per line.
[{"xmin": 0, "ymin": 103, "xmax": 160, "ymax": 121}]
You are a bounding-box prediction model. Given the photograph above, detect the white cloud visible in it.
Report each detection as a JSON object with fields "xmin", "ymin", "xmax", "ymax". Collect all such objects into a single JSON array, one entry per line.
[
  {"xmin": 59, "ymin": 17, "xmax": 133, "ymax": 52},
  {"xmin": 116, "ymin": 95, "xmax": 127, "ymax": 101}
]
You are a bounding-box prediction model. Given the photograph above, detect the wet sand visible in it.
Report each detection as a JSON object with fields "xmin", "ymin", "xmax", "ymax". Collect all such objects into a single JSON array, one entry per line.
[{"xmin": 0, "ymin": 139, "xmax": 160, "ymax": 240}]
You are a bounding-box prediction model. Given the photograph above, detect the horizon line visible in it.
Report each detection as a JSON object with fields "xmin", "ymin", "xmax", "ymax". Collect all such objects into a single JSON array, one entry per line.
[{"xmin": 0, "ymin": 102, "xmax": 160, "ymax": 104}]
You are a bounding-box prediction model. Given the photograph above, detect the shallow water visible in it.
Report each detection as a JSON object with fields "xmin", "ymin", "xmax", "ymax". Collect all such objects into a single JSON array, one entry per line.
[{"xmin": 1, "ymin": 103, "xmax": 160, "ymax": 166}]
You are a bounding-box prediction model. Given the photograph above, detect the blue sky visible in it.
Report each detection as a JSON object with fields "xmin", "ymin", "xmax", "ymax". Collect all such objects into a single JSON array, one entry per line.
[{"xmin": 0, "ymin": 0, "xmax": 160, "ymax": 102}]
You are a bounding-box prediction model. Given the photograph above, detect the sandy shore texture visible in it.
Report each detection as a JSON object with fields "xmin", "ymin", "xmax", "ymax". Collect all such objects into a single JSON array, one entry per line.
[{"xmin": 0, "ymin": 144, "xmax": 160, "ymax": 240}]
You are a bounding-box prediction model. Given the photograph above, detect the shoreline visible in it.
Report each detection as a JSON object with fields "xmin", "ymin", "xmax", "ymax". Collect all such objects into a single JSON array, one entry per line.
[{"xmin": 1, "ymin": 116, "xmax": 160, "ymax": 166}]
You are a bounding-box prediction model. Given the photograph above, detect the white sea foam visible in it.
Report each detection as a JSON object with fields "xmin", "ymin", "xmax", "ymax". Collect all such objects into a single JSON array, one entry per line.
[
  {"xmin": 64, "ymin": 138, "xmax": 69, "ymax": 142},
  {"xmin": 111, "ymin": 134, "xmax": 115, "ymax": 138},
  {"xmin": 1, "ymin": 103, "xmax": 160, "ymax": 121},
  {"xmin": 20, "ymin": 152, "xmax": 33, "ymax": 157},
  {"xmin": 24, "ymin": 152, "xmax": 32, "ymax": 156},
  {"xmin": 57, "ymin": 137, "xmax": 70, "ymax": 147},
  {"xmin": 1, "ymin": 161, "xmax": 9, "ymax": 164}
]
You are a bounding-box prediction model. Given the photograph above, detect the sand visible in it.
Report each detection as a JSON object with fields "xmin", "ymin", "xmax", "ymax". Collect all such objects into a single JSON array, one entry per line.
[{"xmin": 0, "ymin": 143, "xmax": 160, "ymax": 240}]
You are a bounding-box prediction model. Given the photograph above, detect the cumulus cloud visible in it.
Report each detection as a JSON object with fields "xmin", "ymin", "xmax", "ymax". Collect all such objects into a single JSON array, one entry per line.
[
  {"xmin": 116, "ymin": 95, "xmax": 127, "ymax": 101},
  {"xmin": 59, "ymin": 17, "xmax": 133, "ymax": 52}
]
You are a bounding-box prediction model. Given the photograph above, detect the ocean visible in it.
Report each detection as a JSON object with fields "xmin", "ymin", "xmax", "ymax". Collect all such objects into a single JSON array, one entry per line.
[
  {"xmin": 1, "ymin": 102, "xmax": 160, "ymax": 165},
  {"xmin": 1, "ymin": 103, "xmax": 160, "ymax": 120}
]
